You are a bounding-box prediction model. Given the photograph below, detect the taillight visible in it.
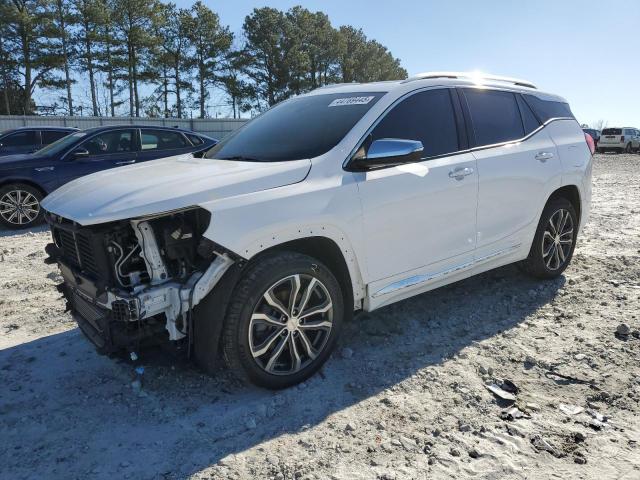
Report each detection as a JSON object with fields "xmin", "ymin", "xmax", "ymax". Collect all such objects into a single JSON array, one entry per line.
[
  {"xmin": 621, "ymin": 135, "xmax": 625, "ymax": 142},
  {"xmin": 584, "ymin": 133, "xmax": 595, "ymax": 155}
]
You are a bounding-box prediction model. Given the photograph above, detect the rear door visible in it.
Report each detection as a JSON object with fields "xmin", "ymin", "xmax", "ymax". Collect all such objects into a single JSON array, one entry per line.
[
  {"xmin": 41, "ymin": 130, "xmax": 72, "ymax": 148},
  {"xmin": 137, "ymin": 129, "xmax": 195, "ymax": 163},
  {"xmin": 0, "ymin": 130, "xmax": 40, "ymax": 155},
  {"xmin": 462, "ymin": 88, "xmax": 562, "ymax": 257},
  {"xmin": 54, "ymin": 129, "xmax": 138, "ymax": 188}
]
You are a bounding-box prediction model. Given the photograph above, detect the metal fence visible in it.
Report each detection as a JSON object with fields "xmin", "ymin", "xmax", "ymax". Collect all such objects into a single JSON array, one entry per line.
[{"xmin": 0, "ymin": 115, "xmax": 248, "ymax": 140}]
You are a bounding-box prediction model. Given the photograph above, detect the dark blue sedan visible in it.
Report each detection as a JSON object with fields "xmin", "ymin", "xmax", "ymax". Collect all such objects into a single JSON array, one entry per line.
[{"xmin": 0, "ymin": 125, "xmax": 217, "ymax": 228}]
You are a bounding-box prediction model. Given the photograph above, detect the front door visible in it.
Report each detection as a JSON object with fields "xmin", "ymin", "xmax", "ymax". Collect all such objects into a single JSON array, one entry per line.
[
  {"xmin": 355, "ymin": 88, "xmax": 478, "ymax": 289},
  {"xmin": 55, "ymin": 129, "xmax": 138, "ymax": 189}
]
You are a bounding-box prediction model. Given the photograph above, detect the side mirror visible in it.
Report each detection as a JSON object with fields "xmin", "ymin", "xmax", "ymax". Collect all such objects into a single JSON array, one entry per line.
[
  {"xmin": 71, "ymin": 147, "xmax": 90, "ymax": 158},
  {"xmin": 349, "ymin": 138, "xmax": 424, "ymax": 171}
]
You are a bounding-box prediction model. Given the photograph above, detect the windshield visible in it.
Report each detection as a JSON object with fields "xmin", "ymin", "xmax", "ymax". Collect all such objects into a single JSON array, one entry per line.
[
  {"xmin": 33, "ymin": 131, "xmax": 87, "ymax": 157},
  {"xmin": 205, "ymin": 92, "xmax": 386, "ymax": 162},
  {"xmin": 602, "ymin": 128, "xmax": 622, "ymax": 136}
]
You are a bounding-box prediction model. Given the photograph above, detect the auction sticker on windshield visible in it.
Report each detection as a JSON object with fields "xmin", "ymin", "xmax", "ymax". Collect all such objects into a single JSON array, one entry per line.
[{"xmin": 329, "ymin": 96, "xmax": 375, "ymax": 107}]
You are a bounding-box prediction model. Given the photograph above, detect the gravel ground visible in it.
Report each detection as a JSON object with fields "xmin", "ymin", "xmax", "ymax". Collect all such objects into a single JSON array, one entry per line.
[{"xmin": 1, "ymin": 153, "xmax": 639, "ymax": 480}]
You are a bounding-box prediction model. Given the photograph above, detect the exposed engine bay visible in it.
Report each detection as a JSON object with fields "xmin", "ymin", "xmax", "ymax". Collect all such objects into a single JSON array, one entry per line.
[{"xmin": 45, "ymin": 208, "xmax": 235, "ymax": 353}]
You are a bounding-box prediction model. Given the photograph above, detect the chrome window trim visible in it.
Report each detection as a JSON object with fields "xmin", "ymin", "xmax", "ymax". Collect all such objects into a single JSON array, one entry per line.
[{"xmin": 342, "ymin": 83, "xmax": 576, "ymax": 171}]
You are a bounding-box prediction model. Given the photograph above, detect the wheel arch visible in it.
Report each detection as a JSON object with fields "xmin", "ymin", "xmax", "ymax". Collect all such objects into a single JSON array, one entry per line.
[
  {"xmin": 546, "ymin": 184, "xmax": 581, "ymax": 226},
  {"xmin": 0, "ymin": 178, "xmax": 48, "ymax": 197},
  {"xmin": 252, "ymin": 236, "xmax": 358, "ymax": 314}
]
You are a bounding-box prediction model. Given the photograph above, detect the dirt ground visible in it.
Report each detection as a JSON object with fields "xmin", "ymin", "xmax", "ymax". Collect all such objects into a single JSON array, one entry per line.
[{"xmin": 1, "ymin": 153, "xmax": 639, "ymax": 480}]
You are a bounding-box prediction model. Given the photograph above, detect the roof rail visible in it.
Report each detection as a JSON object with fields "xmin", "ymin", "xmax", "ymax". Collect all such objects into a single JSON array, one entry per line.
[
  {"xmin": 315, "ymin": 82, "xmax": 361, "ymax": 90},
  {"xmin": 402, "ymin": 71, "xmax": 537, "ymax": 89}
]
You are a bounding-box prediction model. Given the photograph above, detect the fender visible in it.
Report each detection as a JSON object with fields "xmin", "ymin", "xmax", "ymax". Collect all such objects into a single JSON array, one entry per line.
[{"xmin": 199, "ymin": 178, "xmax": 368, "ymax": 307}]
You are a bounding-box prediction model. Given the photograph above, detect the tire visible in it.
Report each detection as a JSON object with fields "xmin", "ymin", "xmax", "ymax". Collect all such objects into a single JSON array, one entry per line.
[
  {"xmin": 221, "ymin": 251, "xmax": 344, "ymax": 389},
  {"xmin": 625, "ymin": 143, "xmax": 632, "ymax": 153},
  {"xmin": 520, "ymin": 197, "xmax": 578, "ymax": 279},
  {"xmin": 597, "ymin": 148, "xmax": 604, "ymax": 154},
  {"xmin": 0, "ymin": 183, "xmax": 45, "ymax": 229}
]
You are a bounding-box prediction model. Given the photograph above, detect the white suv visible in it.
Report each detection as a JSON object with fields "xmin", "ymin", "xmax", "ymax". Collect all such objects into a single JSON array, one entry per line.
[
  {"xmin": 598, "ymin": 127, "xmax": 640, "ymax": 153},
  {"xmin": 42, "ymin": 72, "xmax": 592, "ymax": 388}
]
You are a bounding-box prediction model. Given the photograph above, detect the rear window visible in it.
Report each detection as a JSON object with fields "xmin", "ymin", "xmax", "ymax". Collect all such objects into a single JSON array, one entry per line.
[
  {"xmin": 42, "ymin": 130, "xmax": 70, "ymax": 144},
  {"xmin": 463, "ymin": 89, "xmax": 524, "ymax": 146},
  {"xmin": 205, "ymin": 92, "xmax": 385, "ymax": 162},
  {"xmin": 186, "ymin": 133, "xmax": 204, "ymax": 145},
  {"xmin": 523, "ymin": 95, "xmax": 574, "ymax": 122},
  {"xmin": 141, "ymin": 130, "xmax": 188, "ymax": 151},
  {"xmin": 602, "ymin": 128, "xmax": 622, "ymax": 135},
  {"xmin": 516, "ymin": 95, "xmax": 541, "ymax": 135}
]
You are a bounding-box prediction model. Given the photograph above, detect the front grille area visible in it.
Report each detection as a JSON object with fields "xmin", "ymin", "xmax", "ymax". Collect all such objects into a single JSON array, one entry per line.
[{"xmin": 53, "ymin": 226, "xmax": 102, "ymax": 278}]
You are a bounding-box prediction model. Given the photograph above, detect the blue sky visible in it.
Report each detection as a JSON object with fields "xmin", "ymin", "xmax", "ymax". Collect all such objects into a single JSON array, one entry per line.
[{"xmin": 168, "ymin": 0, "xmax": 640, "ymax": 127}]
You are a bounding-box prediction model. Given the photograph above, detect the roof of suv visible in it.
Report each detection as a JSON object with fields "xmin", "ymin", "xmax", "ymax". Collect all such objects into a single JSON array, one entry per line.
[{"xmin": 309, "ymin": 71, "xmax": 566, "ymax": 103}]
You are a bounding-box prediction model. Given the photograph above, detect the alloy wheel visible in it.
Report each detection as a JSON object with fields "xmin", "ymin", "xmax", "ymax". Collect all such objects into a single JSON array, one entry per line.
[
  {"xmin": 0, "ymin": 189, "xmax": 40, "ymax": 226},
  {"xmin": 248, "ymin": 274, "xmax": 334, "ymax": 375},
  {"xmin": 542, "ymin": 208, "xmax": 574, "ymax": 271}
]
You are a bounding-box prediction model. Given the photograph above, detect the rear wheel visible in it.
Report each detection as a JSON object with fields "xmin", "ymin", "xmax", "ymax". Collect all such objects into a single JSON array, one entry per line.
[
  {"xmin": 625, "ymin": 143, "xmax": 632, "ymax": 153},
  {"xmin": 520, "ymin": 198, "xmax": 578, "ymax": 279},
  {"xmin": 0, "ymin": 183, "xmax": 44, "ymax": 229},
  {"xmin": 222, "ymin": 251, "xmax": 344, "ymax": 389}
]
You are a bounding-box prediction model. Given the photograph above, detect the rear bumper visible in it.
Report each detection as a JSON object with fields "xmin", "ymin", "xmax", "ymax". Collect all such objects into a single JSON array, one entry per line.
[{"xmin": 598, "ymin": 143, "xmax": 625, "ymax": 150}]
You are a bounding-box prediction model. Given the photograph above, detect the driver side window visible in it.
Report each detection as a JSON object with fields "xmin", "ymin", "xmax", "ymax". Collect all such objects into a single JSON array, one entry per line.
[
  {"xmin": 81, "ymin": 130, "xmax": 135, "ymax": 155},
  {"xmin": 370, "ymin": 89, "xmax": 460, "ymax": 158}
]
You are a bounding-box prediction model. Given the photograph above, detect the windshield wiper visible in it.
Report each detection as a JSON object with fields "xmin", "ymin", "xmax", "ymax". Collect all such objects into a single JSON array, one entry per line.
[{"xmin": 217, "ymin": 155, "xmax": 264, "ymax": 162}]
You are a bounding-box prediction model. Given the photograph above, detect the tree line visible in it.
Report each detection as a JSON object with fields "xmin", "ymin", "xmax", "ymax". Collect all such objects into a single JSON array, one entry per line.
[{"xmin": 0, "ymin": 1, "xmax": 408, "ymax": 118}]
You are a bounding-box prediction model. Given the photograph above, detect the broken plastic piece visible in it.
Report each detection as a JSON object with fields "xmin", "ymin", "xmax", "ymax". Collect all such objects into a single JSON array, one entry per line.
[{"xmin": 486, "ymin": 384, "xmax": 516, "ymax": 402}]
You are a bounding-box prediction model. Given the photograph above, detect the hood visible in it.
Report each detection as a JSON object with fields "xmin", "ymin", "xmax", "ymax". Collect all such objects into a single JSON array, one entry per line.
[{"xmin": 42, "ymin": 154, "xmax": 311, "ymax": 225}]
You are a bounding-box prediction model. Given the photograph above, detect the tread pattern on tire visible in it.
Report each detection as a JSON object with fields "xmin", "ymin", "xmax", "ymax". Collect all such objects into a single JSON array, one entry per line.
[
  {"xmin": 221, "ymin": 251, "xmax": 343, "ymax": 389},
  {"xmin": 520, "ymin": 197, "xmax": 577, "ymax": 279}
]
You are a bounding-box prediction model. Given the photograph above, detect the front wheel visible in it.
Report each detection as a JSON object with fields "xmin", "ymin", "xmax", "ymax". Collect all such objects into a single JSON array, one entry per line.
[
  {"xmin": 0, "ymin": 183, "xmax": 45, "ymax": 229},
  {"xmin": 520, "ymin": 198, "xmax": 578, "ymax": 279},
  {"xmin": 222, "ymin": 251, "xmax": 344, "ymax": 389}
]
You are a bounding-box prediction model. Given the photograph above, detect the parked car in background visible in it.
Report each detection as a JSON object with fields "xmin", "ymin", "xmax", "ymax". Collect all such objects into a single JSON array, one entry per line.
[
  {"xmin": 582, "ymin": 128, "xmax": 600, "ymax": 148},
  {"xmin": 41, "ymin": 72, "xmax": 592, "ymax": 388},
  {"xmin": 597, "ymin": 127, "xmax": 640, "ymax": 153},
  {"xmin": 0, "ymin": 127, "xmax": 78, "ymax": 157},
  {"xmin": 0, "ymin": 126, "xmax": 216, "ymax": 228}
]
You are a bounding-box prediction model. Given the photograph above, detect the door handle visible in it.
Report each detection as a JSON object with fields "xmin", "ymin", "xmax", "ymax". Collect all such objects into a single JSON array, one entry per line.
[
  {"xmin": 35, "ymin": 166, "xmax": 55, "ymax": 172},
  {"xmin": 448, "ymin": 166, "xmax": 474, "ymax": 180},
  {"xmin": 535, "ymin": 152, "xmax": 554, "ymax": 162},
  {"xmin": 115, "ymin": 160, "xmax": 136, "ymax": 165}
]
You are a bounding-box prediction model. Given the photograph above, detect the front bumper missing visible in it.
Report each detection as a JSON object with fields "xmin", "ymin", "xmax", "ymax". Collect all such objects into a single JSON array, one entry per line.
[
  {"xmin": 56, "ymin": 253, "xmax": 234, "ymax": 352},
  {"xmin": 69, "ymin": 288, "xmax": 164, "ymax": 353}
]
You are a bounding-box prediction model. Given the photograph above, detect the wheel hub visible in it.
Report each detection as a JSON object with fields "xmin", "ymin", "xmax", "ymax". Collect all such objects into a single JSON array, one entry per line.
[
  {"xmin": 248, "ymin": 273, "xmax": 334, "ymax": 375},
  {"xmin": 0, "ymin": 189, "xmax": 40, "ymax": 225}
]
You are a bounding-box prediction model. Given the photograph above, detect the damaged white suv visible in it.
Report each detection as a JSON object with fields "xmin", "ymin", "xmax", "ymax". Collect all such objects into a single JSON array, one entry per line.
[{"xmin": 42, "ymin": 72, "xmax": 592, "ymax": 389}]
